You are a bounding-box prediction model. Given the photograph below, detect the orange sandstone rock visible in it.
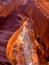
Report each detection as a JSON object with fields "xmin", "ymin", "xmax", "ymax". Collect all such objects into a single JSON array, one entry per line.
[{"xmin": 0, "ymin": 0, "xmax": 14, "ymax": 17}]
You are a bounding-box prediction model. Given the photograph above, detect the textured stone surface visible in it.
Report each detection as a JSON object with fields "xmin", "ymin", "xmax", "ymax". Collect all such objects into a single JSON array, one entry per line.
[
  {"xmin": 0, "ymin": 0, "xmax": 14, "ymax": 17},
  {"xmin": 0, "ymin": 11, "xmax": 23, "ymax": 62},
  {"xmin": 6, "ymin": 21, "xmax": 39, "ymax": 65},
  {"xmin": 0, "ymin": 0, "xmax": 49, "ymax": 65},
  {"xmin": 31, "ymin": 0, "xmax": 49, "ymax": 64}
]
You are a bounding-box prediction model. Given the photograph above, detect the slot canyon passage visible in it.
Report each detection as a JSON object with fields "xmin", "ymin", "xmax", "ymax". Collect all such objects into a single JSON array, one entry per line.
[{"xmin": 0, "ymin": 0, "xmax": 49, "ymax": 65}]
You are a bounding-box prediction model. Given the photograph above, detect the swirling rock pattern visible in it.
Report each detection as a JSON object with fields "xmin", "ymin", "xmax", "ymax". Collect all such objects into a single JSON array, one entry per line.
[
  {"xmin": 6, "ymin": 20, "xmax": 39, "ymax": 65},
  {"xmin": 0, "ymin": 0, "xmax": 49, "ymax": 65},
  {"xmin": 31, "ymin": 0, "xmax": 49, "ymax": 64}
]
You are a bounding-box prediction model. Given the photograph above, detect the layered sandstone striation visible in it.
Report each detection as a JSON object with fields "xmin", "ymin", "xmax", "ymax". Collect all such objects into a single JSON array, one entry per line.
[{"xmin": 32, "ymin": 0, "xmax": 49, "ymax": 64}]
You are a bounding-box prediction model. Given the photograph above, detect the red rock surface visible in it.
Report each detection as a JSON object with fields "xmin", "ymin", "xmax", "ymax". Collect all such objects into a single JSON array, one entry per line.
[
  {"xmin": 0, "ymin": 11, "xmax": 23, "ymax": 62},
  {"xmin": 0, "ymin": 0, "xmax": 14, "ymax": 17},
  {"xmin": 32, "ymin": 0, "xmax": 49, "ymax": 64},
  {"xmin": 6, "ymin": 19, "xmax": 39, "ymax": 65},
  {"xmin": 0, "ymin": 0, "xmax": 49, "ymax": 65}
]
